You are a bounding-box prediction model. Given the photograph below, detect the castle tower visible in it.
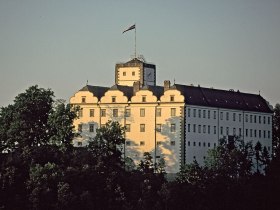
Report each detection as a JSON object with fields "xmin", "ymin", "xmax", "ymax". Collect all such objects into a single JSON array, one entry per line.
[{"xmin": 115, "ymin": 57, "xmax": 156, "ymax": 86}]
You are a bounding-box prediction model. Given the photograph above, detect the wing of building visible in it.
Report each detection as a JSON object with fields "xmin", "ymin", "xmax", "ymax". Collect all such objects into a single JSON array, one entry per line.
[{"xmin": 70, "ymin": 58, "xmax": 273, "ymax": 174}]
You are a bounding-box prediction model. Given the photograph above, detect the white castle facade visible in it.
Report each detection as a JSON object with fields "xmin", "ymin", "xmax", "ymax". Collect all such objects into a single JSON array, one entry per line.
[{"xmin": 70, "ymin": 58, "xmax": 273, "ymax": 173}]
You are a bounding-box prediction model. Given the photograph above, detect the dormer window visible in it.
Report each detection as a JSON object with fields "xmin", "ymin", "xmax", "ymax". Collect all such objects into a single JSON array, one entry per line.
[
  {"xmin": 112, "ymin": 96, "xmax": 116, "ymax": 103},
  {"xmin": 142, "ymin": 96, "xmax": 146, "ymax": 102},
  {"xmin": 170, "ymin": 95, "xmax": 175, "ymax": 102},
  {"xmin": 82, "ymin": 97, "xmax": 86, "ymax": 103}
]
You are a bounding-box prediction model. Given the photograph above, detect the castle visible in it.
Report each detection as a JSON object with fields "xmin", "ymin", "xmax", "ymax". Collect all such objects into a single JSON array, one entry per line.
[{"xmin": 70, "ymin": 57, "xmax": 273, "ymax": 173}]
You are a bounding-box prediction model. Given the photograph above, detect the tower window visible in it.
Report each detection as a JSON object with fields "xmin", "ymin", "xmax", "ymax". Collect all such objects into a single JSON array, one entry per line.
[
  {"xmin": 132, "ymin": 71, "xmax": 135, "ymax": 76},
  {"xmin": 123, "ymin": 72, "xmax": 126, "ymax": 76}
]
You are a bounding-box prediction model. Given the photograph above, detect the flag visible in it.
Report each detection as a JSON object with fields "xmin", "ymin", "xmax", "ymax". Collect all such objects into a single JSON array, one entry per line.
[{"xmin": 122, "ymin": 24, "xmax": 135, "ymax": 33}]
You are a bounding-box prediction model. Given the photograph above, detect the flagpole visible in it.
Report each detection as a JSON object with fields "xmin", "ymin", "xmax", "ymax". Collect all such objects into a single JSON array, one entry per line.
[{"xmin": 134, "ymin": 24, "xmax": 136, "ymax": 59}]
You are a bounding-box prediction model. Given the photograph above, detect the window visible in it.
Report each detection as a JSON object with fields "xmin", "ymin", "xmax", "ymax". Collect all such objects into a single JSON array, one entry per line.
[
  {"xmin": 78, "ymin": 124, "xmax": 82, "ymax": 132},
  {"xmin": 203, "ymin": 110, "xmax": 206, "ymax": 118},
  {"xmin": 250, "ymin": 129, "xmax": 252, "ymax": 137},
  {"xmin": 220, "ymin": 126, "xmax": 223, "ymax": 135},
  {"xmin": 239, "ymin": 128, "xmax": 242, "ymax": 136},
  {"xmin": 193, "ymin": 124, "xmax": 196, "ymax": 133},
  {"xmin": 198, "ymin": 125, "xmax": 201, "ymax": 133},
  {"xmin": 226, "ymin": 112, "xmax": 229, "ymax": 121},
  {"xmin": 101, "ymin": 109, "xmax": 106, "ymax": 117},
  {"xmin": 208, "ymin": 125, "xmax": 210, "ymax": 134},
  {"xmin": 171, "ymin": 108, "xmax": 176, "ymax": 116},
  {"xmin": 259, "ymin": 116, "xmax": 261, "ymax": 124},
  {"xmin": 203, "ymin": 142, "xmax": 206, "ymax": 147},
  {"xmin": 126, "ymin": 124, "xmax": 131, "ymax": 132},
  {"xmin": 208, "ymin": 110, "xmax": 210, "ymax": 119},
  {"xmin": 188, "ymin": 141, "xmax": 190, "ymax": 146},
  {"xmin": 214, "ymin": 126, "xmax": 217, "ymax": 134},
  {"xmin": 233, "ymin": 113, "xmax": 236, "ymax": 121},
  {"xmin": 140, "ymin": 124, "xmax": 145, "ymax": 132},
  {"xmin": 220, "ymin": 112, "xmax": 223, "ymax": 120},
  {"xmin": 140, "ymin": 108, "xmax": 145, "ymax": 117},
  {"xmin": 82, "ymin": 97, "xmax": 86, "ymax": 103},
  {"xmin": 89, "ymin": 109, "xmax": 94, "ymax": 117},
  {"xmin": 226, "ymin": 127, "xmax": 229, "ymax": 135},
  {"xmin": 113, "ymin": 109, "xmax": 118, "ymax": 117},
  {"xmin": 254, "ymin": 129, "xmax": 257, "ymax": 137},
  {"xmin": 156, "ymin": 124, "xmax": 162, "ymax": 132},
  {"xmin": 79, "ymin": 108, "xmax": 83, "ymax": 118},
  {"xmin": 208, "ymin": 143, "xmax": 211, "ymax": 147},
  {"xmin": 171, "ymin": 141, "xmax": 175, "ymax": 146},
  {"xmin": 193, "ymin": 142, "xmax": 196, "ymax": 146},
  {"xmin": 250, "ymin": 115, "xmax": 252, "ymax": 123},
  {"xmin": 268, "ymin": 117, "xmax": 271, "ymax": 124},
  {"xmin": 171, "ymin": 124, "xmax": 176, "ymax": 132},
  {"xmin": 188, "ymin": 108, "xmax": 191, "ymax": 117},
  {"xmin": 156, "ymin": 108, "xmax": 161, "ymax": 117},
  {"xmin": 126, "ymin": 141, "xmax": 131, "ymax": 146},
  {"xmin": 254, "ymin": 115, "xmax": 257, "ymax": 123},
  {"xmin": 246, "ymin": 129, "xmax": 248, "ymax": 137},
  {"xmin": 214, "ymin": 143, "xmax": 216, "ymax": 147},
  {"xmin": 142, "ymin": 96, "xmax": 146, "ymax": 102},
  {"xmin": 188, "ymin": 124, "xmax": 191, "ymax": 132},
  {"xmin": 233, "ymin": 128, "xmax": 236, "ymax": 135},
  {"xmin": 123, "ymin": 71, "xmax": 126, "ymax": 76},
  {"xmin": 214, "ymin": 111, "xmax": 217, "ymax": 119},
  {"xmin": 263, "ymin": 130, "xmax": 266, "ymax": 138},
  {"xmin": 203, "ymin": 125, "xmax": 206, "ymax": 133},
  {"xmin": 268, "ymin": 131, "xmax": 271, "ymax": 138},
  {"xmin": 198, "ymin": 110, "xmax": 201, "ymax": 118},
  {"xmin": 89, "ymin": 124, "xmax": 94, "ymax": 132},
  {"xmin": 132, "ymin": 71, "xmax": 135, "ymax": 76},
  {"xmin": 263, "ymin": 116, "xmax": 266, "ymax": 124},
  {"xmin": 259, "ymin": 130, "xmax": 261, "ymax": 138},
  {"xmin": 170, "ymin": 95, "xmax": 175, "ymax": 102},
  {"xmin": 245, "ymin": 114, "xmax": 248, "ymax": 122},
  {"xmin": 199, "ymin": 142, "xmax": 201, "ymax": 147},
  {"xmin": 125, "ymin": 109, "xmax": 131, "ymax": 117},
  {"xmin": 239, "ymin": 114, "xmax": 242, "ymax": 122},
  {"xmin": 193, "ymin": 109, "xmax": 196, "ymax": 117},
  {"xmin": 112, "ymin": 96, "xmax": 116, "ymax": 103},
  {"xmin": 140, "ymin": 141, "xmax": 145, "ymax": 146},
  {"xmin": 157, "ymin": 141, "xmax": 162, "ymax": 146}
]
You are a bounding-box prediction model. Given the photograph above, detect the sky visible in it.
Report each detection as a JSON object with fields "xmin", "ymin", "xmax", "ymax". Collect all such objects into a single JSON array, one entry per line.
[{"xmin": 1, "ymin": 0, "xmax": 280, "ymax": 107}]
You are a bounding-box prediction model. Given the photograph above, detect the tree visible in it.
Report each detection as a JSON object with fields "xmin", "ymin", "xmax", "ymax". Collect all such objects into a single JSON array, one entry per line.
[
  {"xmin": 273, "ymin": 103, "xmax": 280, "ymax": 154},
  {"xmin": 254, "ymin": 141, "xmax": 262, "ymax": 173},
  {"xmin": 0, "ymin": 86, "xmax": 78, "ymax": 209}
]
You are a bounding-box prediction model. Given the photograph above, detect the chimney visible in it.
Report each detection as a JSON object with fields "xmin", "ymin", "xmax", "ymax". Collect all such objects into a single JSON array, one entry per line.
[
  {"xmin": 164, "ymin": 80, "xmax": 170, "ymax": 91},
  {"xmin": 133, "ymin": 81, "xmax": 140, "ymax": 94}
]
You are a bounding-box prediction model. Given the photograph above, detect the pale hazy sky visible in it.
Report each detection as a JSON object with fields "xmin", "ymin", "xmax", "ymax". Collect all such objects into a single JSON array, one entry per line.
[{"xmin": 1, "ymin": 0, "xmax": 280, "ymax": 107}]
